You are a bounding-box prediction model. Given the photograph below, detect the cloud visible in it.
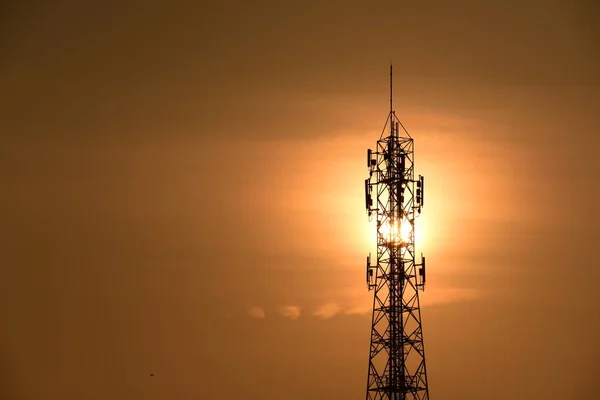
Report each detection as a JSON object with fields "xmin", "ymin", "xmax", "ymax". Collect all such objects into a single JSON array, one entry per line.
[
  {"xmin": 420, "ymin": 287, "xmax": 481, "ymax": 306},
  {"xmin": 279, "ymin": 305, "xmax": 301, "ymax": 320},
  {"xmin": 310, "ymin": 286, "xmax": 479, "ymax": 319},
  {"xmin": 248, "ymin": 306, "xmax": 266, "ymax": 319},
  {"xmin": 344, "ymin": 305, "xmax": 371, "ymax": 316},
  {"xmin": 314, "ymin": 302, "xmax": 343, "ymax": 319}
]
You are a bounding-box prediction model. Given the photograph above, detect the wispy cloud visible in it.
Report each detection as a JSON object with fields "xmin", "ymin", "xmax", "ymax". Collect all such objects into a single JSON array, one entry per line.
[
  {"xmin": 248, "ymin": 306, "xmax": 266, "ymax": 319},
  {"xmin": 280, "ymin": 305, "xmax": 301, "ymax": 320},
  {"xmin": 420, "ymin": 287, "xmax": 481, "ymax": 306},
  {"xmin": 310, "ymin": 287, "xmax": 479, "ymax": 319},
  {"xmin": 344, "ymin": 305, "xmax": 371, "ymax": 316},
  {"xmin": 314, "ymin": 302, "xmax": 343, "ymax": 319},
  {"xmin": 313, "ymin": 302, "xmax": 371, "ymax": 318}
]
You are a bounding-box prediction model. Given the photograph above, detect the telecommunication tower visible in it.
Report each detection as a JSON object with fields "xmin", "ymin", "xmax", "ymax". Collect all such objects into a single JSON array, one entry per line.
[{"xmin": 364, "ymin": 66, "xmax": 429, "ymax": 399}]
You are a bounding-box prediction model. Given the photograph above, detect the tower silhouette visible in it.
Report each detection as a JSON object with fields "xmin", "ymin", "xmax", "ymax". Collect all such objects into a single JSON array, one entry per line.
[{"xmin": 364, "ymin": 66, "xmax": 429, "ymax": 399}]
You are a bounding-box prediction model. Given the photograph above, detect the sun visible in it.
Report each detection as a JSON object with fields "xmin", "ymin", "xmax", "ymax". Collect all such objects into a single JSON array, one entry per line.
[{"xmin": 378, "ymin": 217, "xmax": 413, "ymax": 245}]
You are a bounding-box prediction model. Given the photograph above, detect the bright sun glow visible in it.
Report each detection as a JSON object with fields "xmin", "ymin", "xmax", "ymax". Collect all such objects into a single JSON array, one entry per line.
[{"xmin": 378, "ymin": 217, "xmax": 412, "ymax": 245}]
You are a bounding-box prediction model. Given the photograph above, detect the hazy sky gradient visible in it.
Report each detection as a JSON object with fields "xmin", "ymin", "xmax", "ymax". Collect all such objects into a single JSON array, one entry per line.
[{"xmin": 2, "ymin": 1, "xmax": 599, "ymax": 399}]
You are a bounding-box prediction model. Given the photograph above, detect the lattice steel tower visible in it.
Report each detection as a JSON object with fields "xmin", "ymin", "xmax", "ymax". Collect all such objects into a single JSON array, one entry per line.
[{"xmin": 364, "ymin": 66, "xmax": 429, "ymax": 399}]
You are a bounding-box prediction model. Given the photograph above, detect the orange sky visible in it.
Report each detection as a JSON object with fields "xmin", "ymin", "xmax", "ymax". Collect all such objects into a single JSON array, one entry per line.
[{"xmin": 1, "ymin": 1, "xmax": 599, "ymax": 399}]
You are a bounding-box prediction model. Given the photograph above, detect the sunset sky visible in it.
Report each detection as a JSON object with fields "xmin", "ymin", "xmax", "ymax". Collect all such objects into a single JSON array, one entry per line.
[{"xmin": 1, "ymin": 1, "xmax": 599, "ymax": 399}]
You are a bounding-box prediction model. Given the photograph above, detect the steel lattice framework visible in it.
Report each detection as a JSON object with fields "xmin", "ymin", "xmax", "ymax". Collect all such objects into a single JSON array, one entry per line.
[{"xmin": 363, "ymin": 67, "xmax": 429, "ymax": 400}]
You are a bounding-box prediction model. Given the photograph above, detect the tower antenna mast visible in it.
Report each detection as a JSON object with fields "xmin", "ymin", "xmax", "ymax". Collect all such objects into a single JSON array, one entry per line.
[
  {"xmin": 364, "ymin": 66, "xmax": 430, "ymax": 399},
  {"xmin": 390, "ymin": 63, "xmax": 393, "ymax": 120}
]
